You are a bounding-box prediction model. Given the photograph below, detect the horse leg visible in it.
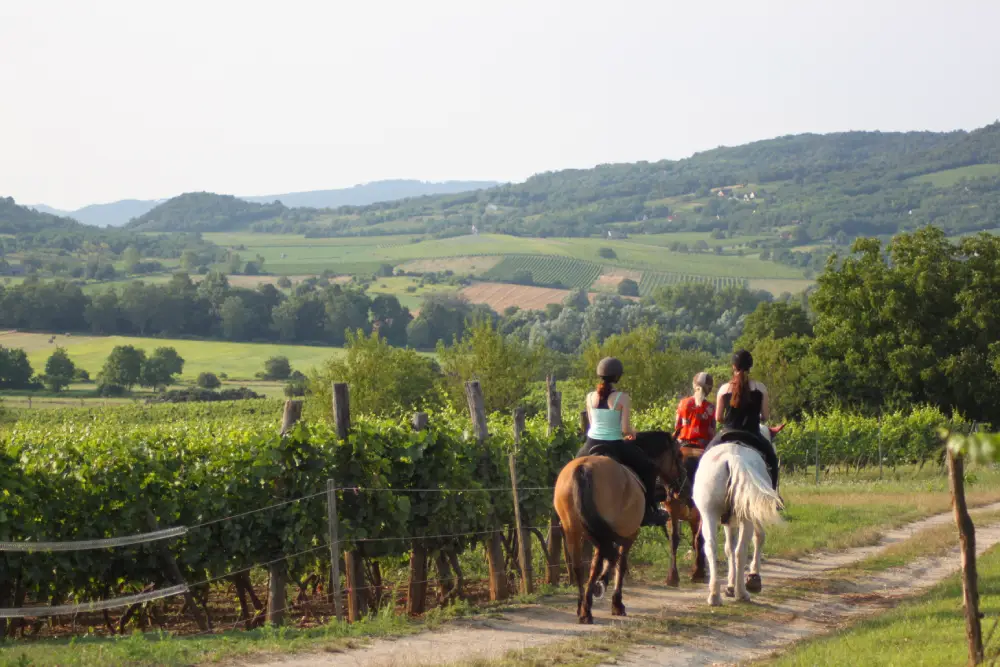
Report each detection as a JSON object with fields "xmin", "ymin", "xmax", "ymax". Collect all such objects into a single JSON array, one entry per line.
[
  {"xmin": 701, "ymin": 512, "xmax": 722, "ymax": 606},
  {"xmin": 724, "ymin": 522, "xmax": 737, "ymax": 598},
  {"xmin": 691, "ymin": 513, "xmax": 707, "ymax": 582},
  {"xmin": 666, "ymin": 504, "xmax": 680, "ymax": 587},
  {"xmin": 564, "ymin": 523, "xmax": 589, "ymax": 623},
  {"xmin": 733, "ymin": 520, "xmax": 752, "ymax": 602},
  {"xmin": 581, "ymin": 545, "xmax": 603, "ymax": 624},
  {"xmin": 746, "ymin": 525, "xmax": 764, "ymax": 593},
  {"xmin": 611, "ymin": 536, "xmax": 635, "ymax": 616}
]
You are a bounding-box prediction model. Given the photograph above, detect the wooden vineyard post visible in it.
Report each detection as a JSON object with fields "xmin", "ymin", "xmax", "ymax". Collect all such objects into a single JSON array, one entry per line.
[
  {"xmin": 407, "ymin": 412, "xmax": 429, "ymax": 616},
  {"xmin": 268, "ymin": 399, "xmax": 303, "ymax": 627},
  {"xmin": 332, "ymin": 384, "xmax": 367, "ymax": 622},
  {"xmin": 580, "ymin": 410, "xmax": 590, "ymax": 438},
  {"xmin": 948, "ymin": 448, "xmax": 984, "ymax": 665},
  {"xmin": 510, "ymin": 407, "xmax": 533, "ymax": 595},
  {"xmin": 326, "ymin": 479, "xmax": 344, "ymax": 621},
  {"xmin": 545, "ymin": 375, "xmax": 565, "ymax": 585},
  {"xmin": 814, "ymin": 436, "xmax": 820, "ymax": 485},
  {"xmin": 465, "ymin": 381, "xmax": 509, "ymax": 601}
]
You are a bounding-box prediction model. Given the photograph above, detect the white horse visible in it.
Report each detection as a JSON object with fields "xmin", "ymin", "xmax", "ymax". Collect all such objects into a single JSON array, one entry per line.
[{"xmin": 693, "ymin": 424, "xmax": 784, "ymax": 606}]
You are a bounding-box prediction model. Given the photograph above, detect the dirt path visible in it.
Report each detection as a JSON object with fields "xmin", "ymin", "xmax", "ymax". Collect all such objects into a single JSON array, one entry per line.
[{"xmin": 252, "ymin": 502, "xmax": 1000, "ymax": 667}]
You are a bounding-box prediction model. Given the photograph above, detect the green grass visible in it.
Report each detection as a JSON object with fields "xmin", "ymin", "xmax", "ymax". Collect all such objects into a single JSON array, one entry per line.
[
  {"xmin": 12, "ymin": 332, "xmax": 343, "ymax": 381},
  {"xmin": 365, "ymin": 276, "xmax": 459, "ymax": 310},
  {"xmin": 909, "ymin": 163, "xmax": 1000, "ymax": 188},
  {"xmin": 765, "ymin": 544, "xmax": 1000, "ymax": 666}
]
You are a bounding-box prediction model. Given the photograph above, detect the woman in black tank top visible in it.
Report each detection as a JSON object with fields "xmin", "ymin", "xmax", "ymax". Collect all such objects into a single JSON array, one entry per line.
[{"xmin": 708, "ymin": 349, "xmax": 780, "ymax": 489}]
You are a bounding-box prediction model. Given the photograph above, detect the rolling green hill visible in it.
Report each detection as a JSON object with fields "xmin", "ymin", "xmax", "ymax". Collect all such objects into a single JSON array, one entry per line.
[{"xmin": 120, "ymin": 123, "xmax": 1000, "ymax": 246}]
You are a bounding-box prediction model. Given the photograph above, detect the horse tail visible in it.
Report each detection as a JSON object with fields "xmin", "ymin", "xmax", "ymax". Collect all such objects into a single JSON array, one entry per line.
[
  {"xmin": 573, "ymin": 464, "xmax": 620, "ymax": 571},
  {"xmin": 728, "ymin": 455, "xmax": 783, "ymax": 529}
]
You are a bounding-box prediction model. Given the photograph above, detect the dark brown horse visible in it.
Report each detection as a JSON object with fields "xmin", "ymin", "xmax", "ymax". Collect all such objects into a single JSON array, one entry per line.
[
  {"xmin": 553, "ymin": 431, "xmax": 685, "ymax": 624},
  {"xmin": 663, "ymin": 446, "xmax": 707, "ymax": 586}
]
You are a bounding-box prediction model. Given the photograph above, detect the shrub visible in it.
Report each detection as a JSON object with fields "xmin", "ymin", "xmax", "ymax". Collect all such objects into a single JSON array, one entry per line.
[
  {"xmin": 197, "ymin": 372, "xmax": 222, "ymax": 389},
  {"xmin": 263, "ymin": 356, "xmax": 292, "ymax": 380},
  {"xmin": 617, "ymin": 278, "xmax": 640, "ymax": 297},
  {"xmin": 598, "ymin": 247, "xmax": 617, "ymax": 259}
]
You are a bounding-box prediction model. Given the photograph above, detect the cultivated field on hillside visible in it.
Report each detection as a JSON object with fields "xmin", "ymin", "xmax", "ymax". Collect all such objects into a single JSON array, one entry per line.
[
  {"xmin": 458, "ymin": 281, "xmax": 580, "ymax": 312},
  {"xmin": 2, "ymin": 331, "xmax": 343, "ymax": 381}
]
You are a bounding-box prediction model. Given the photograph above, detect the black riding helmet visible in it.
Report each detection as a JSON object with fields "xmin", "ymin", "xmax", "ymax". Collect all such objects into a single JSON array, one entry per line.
[
  {"xmin": 596, "ymin": 356, "xmax": 623, "ymax": 380},
  {"xmin": 732, "ymin": 349, "xmax": 753, "ymax": 371}
]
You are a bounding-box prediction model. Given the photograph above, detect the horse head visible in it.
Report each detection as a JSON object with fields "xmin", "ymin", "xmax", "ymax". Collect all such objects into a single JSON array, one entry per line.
[{"xmin": 635, "ymin": 430, "xmax": 687, "ymax": 494}]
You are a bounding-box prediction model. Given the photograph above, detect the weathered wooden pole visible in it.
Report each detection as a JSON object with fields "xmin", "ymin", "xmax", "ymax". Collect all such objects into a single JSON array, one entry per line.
[
  {"xmin": 268, "ymin": 399, "xmax": 303, "ymax": 627},
  {"xmin": 510, "ymin": 407, "xmax": 533, "ymax": 595},
  {"xmin": 332, "ymin": 384, "xmax": 368, "ymax": 621},
  {"xmin": 465, "ymin": 380, "xmax": 509, "ymax": 601},
  {"xmin": 407, "ymin": 412, "xmax": 430, "ymax": 616},
  {"xmin": 948, "ymin": 448, "xmax": 983, "ymax": 665},
  {"xmin": 545, "ymin": 375, "xmax": 565, "ymax": 585},
  {"xmin": 326, "ymin": 478, "xmax": 344, "ymax": 621}
]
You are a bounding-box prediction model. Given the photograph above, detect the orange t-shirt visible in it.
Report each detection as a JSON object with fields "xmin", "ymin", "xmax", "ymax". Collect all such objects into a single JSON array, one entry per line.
[{"xmin": 676, "ymin": 396, "xmax": 715, "ymax": 447}]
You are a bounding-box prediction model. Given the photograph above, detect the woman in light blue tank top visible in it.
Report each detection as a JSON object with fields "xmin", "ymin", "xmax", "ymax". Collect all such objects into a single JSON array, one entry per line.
[{"xmin": 576, "ymin": 357, "xmax": 667, "ymax": 527}]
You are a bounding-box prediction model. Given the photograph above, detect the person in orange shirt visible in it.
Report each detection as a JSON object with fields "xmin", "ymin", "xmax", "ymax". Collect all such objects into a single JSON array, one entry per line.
[{"xmin": 674, "ymin": 372, "xmax": 716, "ymax": 449}]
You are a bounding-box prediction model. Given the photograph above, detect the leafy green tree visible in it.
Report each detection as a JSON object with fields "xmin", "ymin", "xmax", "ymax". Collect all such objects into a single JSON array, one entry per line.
[
  {"xmin": 563, "ymin": 288, "xmax": 590, "ymax": 312},
  {"xmin": 810, "ymin": 227, "xmax": 1000, "ymax": 421},
  {"xmin": 43, "ymin": 347, "xmax": 76, "ymax": 392},
  {"xmin": 228, "ymin": 252, "xmax": 243, "ymax": 275},
  {"xmin": 437, "ymin": 318, "xmax": 541, "ymax": 414},
  {"xmin": 263, "ymin": 356, "xmax": 292, "ymax": 380},
  {"xmin": 122, "ymin": 246, "xmax": 141, "ymax": 274},
  {"xmin": 370, "ymin": 294, "xmax": 412, "ymax": 346},
  {"xmin": 197, "ymin": 372, "xmax": 221, "ymax": 389},
  {"xmin": 598, "ymin": 247, "xmax": 617, "ymax": 259},
  {"xmin": 309, "ymin": 329, "xmax": 439, "ymax": 417},
  {"xmin": 736, "ymin": 302, "xmax": 812, "ymax": 349},
  {"xmin": 0, "ymin": 346, "xmax": 34, "ymax": 389},
  {"xmin": 139, "ymin": 347, "xmax": 185, "ymax": 391},
  {"xmin": 276, "ymin": 276, "xmax": 292, "ymax": 289},
  {"xmin": 220, "ymin": 295, "xmax": 249, "ymax": 340},
  {"xmin": 98, "ymin": 345, "xmax": 146, "ymax": 390},
  {"xmin": 84, "ymin": 289, "xmax": 121, "ymax": 334},
  {"xmin": 617, "ymin": 278, "xmax": 640, "ymax": 297},
  {"xmin": 579, "ymin": 325, "xmax": 709, "ymax": 410},
  {"xmin": 180, "ymin": 250, "xmax": 199, "ymax": 272}
]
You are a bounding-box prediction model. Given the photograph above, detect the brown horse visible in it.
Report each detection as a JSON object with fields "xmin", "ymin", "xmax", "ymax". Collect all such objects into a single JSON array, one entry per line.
[
  {"xmin": 553, "ymin": 431, "xmax": 685, "ymax": 624},
  {"xmin": 663, "ymin": 446, "xmax": 707, "ymax": 586}
]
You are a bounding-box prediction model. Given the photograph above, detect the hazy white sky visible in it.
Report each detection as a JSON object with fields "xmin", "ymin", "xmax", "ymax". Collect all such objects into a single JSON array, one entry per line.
[{"xmin": 2, "ymin": 0, "xmax": 999, "ymax": 209}]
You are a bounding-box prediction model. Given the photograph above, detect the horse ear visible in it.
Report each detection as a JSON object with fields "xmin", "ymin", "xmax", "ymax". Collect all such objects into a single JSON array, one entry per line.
[{"xmin": 769, "ymin": 424, "xmax": 786, "ymax": 436}]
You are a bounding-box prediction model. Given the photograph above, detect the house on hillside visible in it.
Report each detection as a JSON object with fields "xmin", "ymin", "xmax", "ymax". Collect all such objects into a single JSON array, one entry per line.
[{"xmin": 606, "ymin": 229, "xmax": 629, "ymax": 239}]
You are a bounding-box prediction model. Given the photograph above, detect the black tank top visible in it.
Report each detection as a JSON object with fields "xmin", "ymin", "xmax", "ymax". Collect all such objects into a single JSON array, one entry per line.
[{"xmin": 720, "ymin": 385, "xmax": 763, "ymax": 432}]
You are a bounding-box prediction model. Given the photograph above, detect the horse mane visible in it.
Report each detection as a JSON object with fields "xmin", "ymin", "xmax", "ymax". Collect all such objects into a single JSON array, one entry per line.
[{"xmin": 633, "ymin": 430, "xmax": 676, "ymax": 460}]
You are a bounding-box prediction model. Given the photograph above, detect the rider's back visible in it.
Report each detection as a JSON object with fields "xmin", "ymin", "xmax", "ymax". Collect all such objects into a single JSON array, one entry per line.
[
  {"xmin": 717, "ymin": 380, "xmax": 766, "ymax": 433},
  {"xmin": 587, "ymin": 391, "xmax": 624, "ymax": 441}
]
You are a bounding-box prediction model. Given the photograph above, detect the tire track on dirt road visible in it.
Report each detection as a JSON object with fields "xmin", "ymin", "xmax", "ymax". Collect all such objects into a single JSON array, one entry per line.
[{"xmin": 253, "ymin": 502, "xmax": 1000, "ymax": 667}]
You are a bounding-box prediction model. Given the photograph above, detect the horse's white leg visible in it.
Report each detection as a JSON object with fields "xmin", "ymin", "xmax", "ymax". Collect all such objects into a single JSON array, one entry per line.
[
  {"xmin": 702, "ymin": 512, "xmax": 722, "ymax": 606},
  {"xmin": 746, "ymin": 525, "xmax": 764, "ymax": 593},
  {"xmin": 734, "ymin": 520, "xmax": 752, "ymax": 601},
  {"xmin": 724, "ymin": 522, "xmax": 737, "ymax": 598}
]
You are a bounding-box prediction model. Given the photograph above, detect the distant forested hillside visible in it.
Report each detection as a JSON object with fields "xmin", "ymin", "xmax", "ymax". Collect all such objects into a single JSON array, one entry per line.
[
  {"xmin": 242, "ymin": 179, "xmax": 499, "ymax": 209},
  {"xmin": 120, "ymin": 124, "xmax": 1000, "ymax": 244}
]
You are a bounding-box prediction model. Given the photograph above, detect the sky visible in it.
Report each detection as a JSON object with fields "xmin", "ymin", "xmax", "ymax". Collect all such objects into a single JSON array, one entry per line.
[{"xmin": 2, "ymin": 0, "xmax": 999, "ymax": 210}]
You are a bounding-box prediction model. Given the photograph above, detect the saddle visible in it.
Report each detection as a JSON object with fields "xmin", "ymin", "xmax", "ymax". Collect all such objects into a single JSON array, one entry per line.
[
  {"xmin": 586, "ymin": 442, "xmax": 644, "ymax": 492},
  {"xmin": 713, "ymin": 428, "xmax": 777, "ymax": 489}
]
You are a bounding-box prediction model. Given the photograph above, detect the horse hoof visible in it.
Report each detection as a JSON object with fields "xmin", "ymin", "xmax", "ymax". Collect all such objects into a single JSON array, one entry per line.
[
  {"xmin": 579, "ymin": 614, "xmax": 593, "ymax": 625},
  {"xmin": 691, "ymin": 571, "xmax": 707, "ymax": 583},
  {"xmin": 666, "ymin": 572, "xmax": 680, "ymax": 588},
  {"xmin": 725, "ymin": 586, "xmax": 735, "ymax": 598},
  {"xmin": 746, "ymin": 574, "xmax": 762, "ymax": 593},
  {"xmin": 592, "ymin": 581, "xmax": 606, "ymax": 600},
  {"xmin": 707, "ymin": 594, "xmax": 723, "ymax": 607},
  {"xmin": 738, "ymin": 590, "xmax": 752, "ymax": 602},
  {"xmin": 612, "ymin": 605, "xmax": 627, "ymax": 617}
]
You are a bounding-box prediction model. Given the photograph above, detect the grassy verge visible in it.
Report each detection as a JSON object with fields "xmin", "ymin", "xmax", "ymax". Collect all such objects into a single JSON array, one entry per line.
[{"xmin": 764, "ymin": 544, "xmax": 1000, "ymax": 666}]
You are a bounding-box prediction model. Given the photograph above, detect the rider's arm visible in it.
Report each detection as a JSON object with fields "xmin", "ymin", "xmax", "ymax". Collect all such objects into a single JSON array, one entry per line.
[
  {"xmin": 706, "ymin": 403, "xmax": 716, "ymax": 438},
  {"xmin": 759, "ymin": 383, "xmax": 770, "ymax": 422},
  {"xmin": 673, "ymin": 401, "xmax": 683, "ymax": 438},
  {"xmin": 620, "ymin": 394, "xmax": 636, "ymax": 438},
  {"xmin": 715, "ymin": 383, "xmax": 728, "ymax": 422},
  {"xmin": 585, "ymin": 392, "xmax": 594, "ymax": 427}
]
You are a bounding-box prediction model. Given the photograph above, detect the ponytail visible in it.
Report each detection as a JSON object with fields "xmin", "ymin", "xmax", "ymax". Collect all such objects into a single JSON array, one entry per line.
[
  {"xmin": 730, "ymin": 369, "xmax": 750, "ymax": 408},
  {"xmin": 596, "ymin": 376, "xmax": 616, "ymax": 408}
]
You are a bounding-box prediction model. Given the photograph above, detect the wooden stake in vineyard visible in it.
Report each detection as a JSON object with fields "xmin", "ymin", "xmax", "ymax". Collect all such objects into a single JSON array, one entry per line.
[
  {"xmin": 465, "ymin": 380, "xmax": 508, "ymax": 601},
  {"xmin": 332, "ymin": 383, "xmax": 370, "ymax": 622},
  {"xmin": 545, "ymin": 375, "xmax": 565, "ymax": 586},
  {"xmin": 407, "ymin": 411, "xmax": 430, "ymax": 616},
  {"xmin": 510, "ymin": 407, "xmax": 533, "ymax": 595},
  {"xmin": 947, "ymin": 429, "xmax": 984, "ymax": 666}
]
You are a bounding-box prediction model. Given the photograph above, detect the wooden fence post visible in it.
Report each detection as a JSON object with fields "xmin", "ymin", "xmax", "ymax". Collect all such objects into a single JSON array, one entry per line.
[
  {"xmin": 949, "ymin": 448, "xmax": 984, "ymax": 665},
  {"xmin": 580, "ymin": 410, "xmax": 590, "ymax": 439},
  {"xmin": 326, "ymin": 479, "xmax": 344, "ymax": 621},
  {"xmin": 510, "ymin": 407, "xmax": 533, "ymax": 595},
  {"xmin": 465, "ymin": 381, "xmax": 509, "ymax": 601},
  {"xmin": 268, "ymin": 399, "xmax": 303, "ymax": 627},
  {"xmin": 332, "ymin": 384, "xmax": 367, "ymax": 621},
  {"xmin": 545, "ymin": 376, "xmax": 565, "ymax": 585},
  {"xmin": 407, "ymin": 412, "xmax": 430, "ymax": 616},
  {"xmin": 814, "ymin": 436, "xmax": 820, "ymax": 485}
]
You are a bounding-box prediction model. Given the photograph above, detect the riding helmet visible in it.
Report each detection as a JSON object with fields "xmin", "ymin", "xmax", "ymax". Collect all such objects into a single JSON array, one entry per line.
[
  {"xmin": 596, "ymin": 357, "xmax": 624, "ymax": 378},
  {"xmin": 732, "ymin": 349, "xmax": 753, "ymax": 371},
  {"xmin": 693, "ymin": 372, "xmax": 713, "ymax": 391}
]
